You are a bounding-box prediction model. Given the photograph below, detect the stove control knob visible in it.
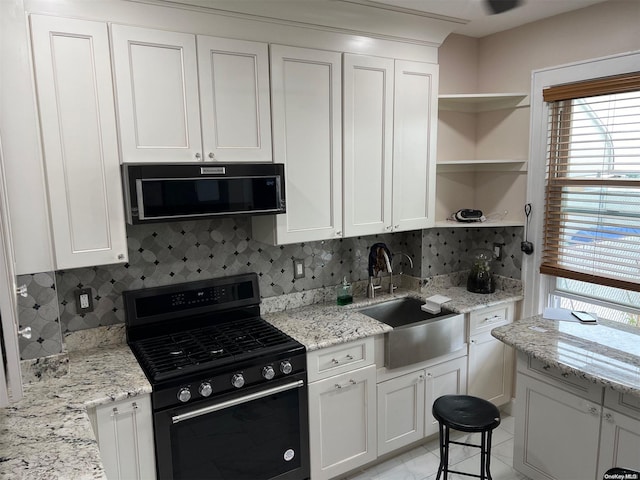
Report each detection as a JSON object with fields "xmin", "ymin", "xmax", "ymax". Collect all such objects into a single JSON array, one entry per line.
[
  {"xmin": 199, "ymin": 382, "xmax": 213, "ymax": 397},
  {"xmin": 262, "ymin": 365, "xmax": 275, "ymax": 380},
  {"xmin": 280, "ymin": 360, "xmax": 293, "ymax": 375},
  {"xmin": 231, "ymin": 373, "xmax": 245, "ymax": 389},
  {"xmin": 177, "ymin": 387, "xmax": 192, "ymax": 403}
]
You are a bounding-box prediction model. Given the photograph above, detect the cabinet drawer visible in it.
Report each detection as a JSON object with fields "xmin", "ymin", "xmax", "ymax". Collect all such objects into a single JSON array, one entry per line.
[
  {"xmin": 604, "ymin": 388, "xmax": 640, "ymax": 419},
  {"xmin": 516, "ymin": 351, "xmax": 602, "ymax": 403},
  {"xmin": 469, "ymin": 303, "xmax": 513, "ymax": 337},
  {"xmin": 308, "ymin": 337, "xmax": 374, "ymax": 383}
]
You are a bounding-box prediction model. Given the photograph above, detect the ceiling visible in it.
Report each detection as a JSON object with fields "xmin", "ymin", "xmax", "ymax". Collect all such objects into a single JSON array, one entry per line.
[{"xmin": 362, "ymin": 0, "xmax": 610, "ymax": 37}]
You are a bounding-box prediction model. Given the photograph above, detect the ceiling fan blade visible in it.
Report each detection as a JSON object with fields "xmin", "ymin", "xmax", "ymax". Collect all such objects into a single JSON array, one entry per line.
[{"xmin": 485, "ymin": 0, "xmax": 522, "ymax": 14}]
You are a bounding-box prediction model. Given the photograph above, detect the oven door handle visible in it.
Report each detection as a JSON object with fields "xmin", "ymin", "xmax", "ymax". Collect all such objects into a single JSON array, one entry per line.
[{"xmin": 171, "ymin": 380, "xmax": 304, "ymax": 424}]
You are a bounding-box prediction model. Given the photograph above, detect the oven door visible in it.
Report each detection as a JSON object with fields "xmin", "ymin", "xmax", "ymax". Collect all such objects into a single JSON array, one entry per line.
[{"xmin": 154, "ymin": 373, "xmax": 309, "ymax": 480}]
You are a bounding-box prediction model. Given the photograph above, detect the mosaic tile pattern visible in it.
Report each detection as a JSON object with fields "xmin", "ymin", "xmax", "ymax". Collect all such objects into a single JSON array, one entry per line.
[
  {"xmin": 16, "ymin": 272, "xmax": 63, "ymax": 360},
  {"xmin": 422, "ymin": 227, "xmax": 523, "ymax": 278},
  {"xmin": 16, "ymin": 219, "xmax": 524, "ymax": 357},
  {"xmin": 56, "ymin": 218, "xmax": 414, "ymax": 333}
]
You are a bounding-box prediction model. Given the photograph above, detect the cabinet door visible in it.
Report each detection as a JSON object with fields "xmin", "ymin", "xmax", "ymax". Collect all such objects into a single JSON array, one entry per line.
[
  {"xmin": 94, "ymin": 395, "xmax": 156, "ymax": 480},
  {"xmin": 597, "ymin": 408, "xmax": 640, "ymax": 478},
  {"xmin": 254, "ymin": 45, "xmax": 342, "ymax": 244},
  {"xmin": 111, "ymin": 25, "xmax": 201, "ymax": 163},
  {"xmin": 468, "ymin": 331, "xmax": 514, "ymax": 406},
  {"xmin": 514, "ymin": 373, "xmax": 601, "ymax": 480},
  {"xmin": 343, "ymin": 54, "xmax": 394, "ymax": 237},
  {"xmin": 424, "ymin": 356, "xmax": 467, "ymax": 437},
  {"xmin": 377, "ymin": 370, "xmax": 425, "ymax": 455},
  {"xmin": 30, "ymin": 15, "xmax": 128, "ymax": 269},
  {"xmin": 392, "ymin": 60, "xmax": 438, "ymax": 232},
  {"xmin": 309, "ymin": 364, "xmax": 376, "ymax": 480},
  {"xmin": 197, "ymin": 36, "xmax": 272, "ymax": 162}
]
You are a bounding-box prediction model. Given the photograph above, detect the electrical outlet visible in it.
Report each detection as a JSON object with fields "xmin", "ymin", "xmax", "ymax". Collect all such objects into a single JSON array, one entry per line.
[
  {"xmin": 293, "ymin": 259, "xmax": 305, "ymax": 279},
  {"xmin": 75, "ymin": 288, "xmax": 94, "ymax": 314}
]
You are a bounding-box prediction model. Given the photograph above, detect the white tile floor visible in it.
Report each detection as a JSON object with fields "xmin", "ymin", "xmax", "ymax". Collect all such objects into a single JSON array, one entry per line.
[{"xmin": 345, "ymin": 415, "xmax": 531, "ymax": 480}]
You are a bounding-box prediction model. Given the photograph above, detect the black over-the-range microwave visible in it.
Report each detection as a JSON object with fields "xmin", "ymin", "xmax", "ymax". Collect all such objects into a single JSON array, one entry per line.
[{"xmin": 122, "ymin": 163, "xmax": 286, "ymax": 224}]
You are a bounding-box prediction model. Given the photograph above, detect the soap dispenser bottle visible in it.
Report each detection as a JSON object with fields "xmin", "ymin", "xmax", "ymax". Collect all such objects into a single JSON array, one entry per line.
[{"xmin": 336, "ymin": 277, "xmax": 353, "ymax": 306}]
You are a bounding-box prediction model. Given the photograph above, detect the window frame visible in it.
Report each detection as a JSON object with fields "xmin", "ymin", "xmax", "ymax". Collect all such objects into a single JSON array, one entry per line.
[{"xmin": 523, "ymin": 51, "xmax": 640, "ymax": 319}]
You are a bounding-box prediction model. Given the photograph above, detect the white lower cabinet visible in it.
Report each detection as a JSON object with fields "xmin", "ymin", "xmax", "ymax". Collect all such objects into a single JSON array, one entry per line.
[
  {"xmin": 377, "ymin": 370, "xmax": 425, "ymax": 455},
  {"xmin": 514, "ymin": 369, "xmax": 601, "ymax": 480},
  {"xmin": 308, "ymin": 364, "xmax": 377, "ymax": 480},
  {"xmin": 597, "ymin": 390, "xmax": 640, "ymax": 478},
  {"xmin": 423, "ymin": 356, "xmax": 468, "ymax": 438},
  {"xmin": 514, "ymin": 353, "xmax": 640, "ymax": 480},
  {"xmin": 88, "ymin": 395, "xmax": 156, "ymax": 480},
  {"xmin": 377, "ymin": 355, "xmax": 468, "ymax": 455},
  {"xmin": 467, "ymin": 303, "xmax": 514, "ymax": 407}
]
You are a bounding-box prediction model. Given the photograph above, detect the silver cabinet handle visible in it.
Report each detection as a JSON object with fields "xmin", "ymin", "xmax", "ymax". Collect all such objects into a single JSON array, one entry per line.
[
  {"xmin": 195, "ymin": 152, "xmax": 202, "ymax": 160},
  {"xmin": 208, "ymin": 152, "xmax": 215, "ymax": 159},
  {"xmin": 18, "ymin": 326, "xmax": 32, "ymax": 339},
  {"xmin": 16, "ymin": 284, "xmax": 28, "ymax": 297},
  {"xmin": 588, "ymin": 406, "xmax": 599, "ymax": 416},
  {"xmin": 117, "ymin": 253, "xmax": 125, "ymax": 261},
  {"xmin": 335, "ymin": 379, "xmax": 357, "ymax": 390},
  {"xmin": 604, "ymin": 412, "xmax": 614, "ymax": 423}
]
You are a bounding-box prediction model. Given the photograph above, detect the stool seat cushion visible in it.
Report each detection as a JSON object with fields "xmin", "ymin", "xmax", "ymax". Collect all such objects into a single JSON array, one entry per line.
[{"xmin": 432, "ymin": 395, "xmax": 501, "ymax": 433}]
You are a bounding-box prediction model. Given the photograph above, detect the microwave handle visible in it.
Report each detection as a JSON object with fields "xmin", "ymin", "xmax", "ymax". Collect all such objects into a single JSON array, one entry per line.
[
  {"xmin": 135, "ymin": 179, "xmax": 146, "ymax": 220},
  {"xmin": 171, "ymin": 380, "xmax": 304, "ymax": 424}
]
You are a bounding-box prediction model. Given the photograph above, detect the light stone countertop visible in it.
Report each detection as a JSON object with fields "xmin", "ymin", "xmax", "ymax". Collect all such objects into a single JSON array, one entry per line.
[
  {"xmin": 0, "ymin": 345, "xmax": 151, "ymax": 480},
  {"xmin": 492, "ymin": 315, "xmax": 640, "ymax": 397},
  {"xmin": 263, "ymin": 285, "xmax": 523, "ymax": 351}
]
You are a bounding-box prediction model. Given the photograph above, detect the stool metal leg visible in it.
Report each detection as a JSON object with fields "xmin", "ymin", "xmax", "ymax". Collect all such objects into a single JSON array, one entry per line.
[
  {"xmin": 485, "ymin": 429, "xmax": 493, "ymax": 480},
  {"xmin": 443, "ymin": 425, "xmax": 450, "ymax": 479},
  {"xmin": 480, "ymin": 432, "xmax": 487, "ymax": 480},
  {"xmin": 436, "ymin": 422, "xmax": 445, "ymax": 480}
]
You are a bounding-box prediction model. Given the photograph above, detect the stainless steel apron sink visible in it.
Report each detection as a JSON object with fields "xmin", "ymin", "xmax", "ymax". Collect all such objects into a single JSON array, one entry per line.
[{"xmin": 359, "ymin": 297, "xmax": 466, "ymax": 369}]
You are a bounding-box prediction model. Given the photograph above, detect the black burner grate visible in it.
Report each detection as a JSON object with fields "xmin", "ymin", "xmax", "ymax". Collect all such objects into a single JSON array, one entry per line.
[{"xmin": 131, "ymin": 316, "xmax": 297, "ymax": 382}]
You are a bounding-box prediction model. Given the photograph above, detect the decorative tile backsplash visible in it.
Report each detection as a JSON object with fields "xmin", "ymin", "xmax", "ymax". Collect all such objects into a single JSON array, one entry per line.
[{"xmin": 17, "ymin": 217, "xmax": 523, "ymax": 360}]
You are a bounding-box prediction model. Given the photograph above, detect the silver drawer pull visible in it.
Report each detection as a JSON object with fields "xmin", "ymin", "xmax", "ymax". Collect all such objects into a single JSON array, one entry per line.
[
  {"xmin": 334, "ymin": 379, "xmax": 357, "ymax": 390},
  {"xmin": 345, "ymin": 354, "xmax": 354, "ymax": 360},
  {"xmin": 482, "ymin": 315, "xmax": 503, "ymax": 324},
  {"xmin": 332, "ymin": 358, "xmax": 339, "ymax": 365}
]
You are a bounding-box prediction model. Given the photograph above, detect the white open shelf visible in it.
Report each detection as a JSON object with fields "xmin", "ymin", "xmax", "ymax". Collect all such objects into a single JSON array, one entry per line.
[
  {"xmin": 436, "ymin": 159, "xmax": 527, "ymax": 172},
  {"xmin": 438, "ymin": 93, "xmax": 529, "ymax": 112},
  {"xmin": 434, "ymin": 219, "xmax": 525, "ymax": 228}
]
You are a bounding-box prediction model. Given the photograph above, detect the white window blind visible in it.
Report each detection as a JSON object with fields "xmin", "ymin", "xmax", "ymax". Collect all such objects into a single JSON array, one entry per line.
[{"xmin": 541, "ymin": 73, "xmax": 640, "ymax": 292}]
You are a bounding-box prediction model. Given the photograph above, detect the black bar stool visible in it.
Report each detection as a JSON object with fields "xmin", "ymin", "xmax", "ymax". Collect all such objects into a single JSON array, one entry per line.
[{"xmin": 432, "ymin": 394, "xmax": 501, "ymax": 480}]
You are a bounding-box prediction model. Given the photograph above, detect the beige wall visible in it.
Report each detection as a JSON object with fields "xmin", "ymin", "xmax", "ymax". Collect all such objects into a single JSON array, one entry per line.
[
  {"xmin": 477, "ymin": 0, "xmax": 640, "ymax": 92},
  {"xmin": 440, "ymin": 0, "xmax": 640, "ymax": 94}
]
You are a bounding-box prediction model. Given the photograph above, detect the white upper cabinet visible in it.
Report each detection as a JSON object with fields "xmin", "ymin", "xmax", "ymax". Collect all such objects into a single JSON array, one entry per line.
[
  {"xmin": 342, "ymin": 54, "xmax": 394, "ymax": 237},
  {"xmin": 111, "ymin": 25, "xmax": 202, "ymax": 163},
  {"xmin": 253, "ymin": 45, "xmax": 342, "ymax": 244},
  {"xmin": 392, "ymin": 60, "xmax": 438, "ymax": 232},
  {"xmin": 30, "ymin": 15, "xmax": 128, "ymax": 269},
  {"xmin": 111, "ymin": 25, "xmax": 272, "ymax": 163},
  {"xmin": 343, "ymin": 56, "xmax": 438, "ymax": 236},
  {"xmin": 197, "ymin": 36, "xmax": 272, "ymax": 162}
]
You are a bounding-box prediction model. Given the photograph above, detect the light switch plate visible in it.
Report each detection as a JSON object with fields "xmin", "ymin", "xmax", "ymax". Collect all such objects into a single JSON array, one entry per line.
[{"xmin": 293, "ymin": 259, "xmax": 305, "ymax": 279}]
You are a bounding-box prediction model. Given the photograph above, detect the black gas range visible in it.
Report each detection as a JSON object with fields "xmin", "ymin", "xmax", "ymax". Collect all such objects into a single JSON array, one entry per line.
[{"xmin": 124, "ymin": 273, "xmax": 310, "ymax": 480}]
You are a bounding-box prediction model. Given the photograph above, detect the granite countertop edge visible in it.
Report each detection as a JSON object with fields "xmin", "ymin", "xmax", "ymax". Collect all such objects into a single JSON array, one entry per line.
[{"xmin": 492, "ymin": 315, "xmax": 640, "ymax": 398}]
